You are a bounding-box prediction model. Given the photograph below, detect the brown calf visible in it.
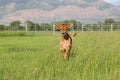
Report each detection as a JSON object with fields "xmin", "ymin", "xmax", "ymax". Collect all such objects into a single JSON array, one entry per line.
[{"xmin": 55, "ymin": 24, "xmax": 76, "ymax": 60}]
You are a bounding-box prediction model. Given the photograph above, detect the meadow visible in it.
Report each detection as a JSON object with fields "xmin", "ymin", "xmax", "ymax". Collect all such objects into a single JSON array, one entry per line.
[{"xmin": 0, "ymin": 31, "xmax": 120, "ymax": 80}]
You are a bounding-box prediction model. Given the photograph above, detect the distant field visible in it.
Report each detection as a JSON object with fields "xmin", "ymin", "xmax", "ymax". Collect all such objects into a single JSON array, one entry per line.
[{"xmin": 0, "ymin": 31, "xmax": 120, "ymax": 80}]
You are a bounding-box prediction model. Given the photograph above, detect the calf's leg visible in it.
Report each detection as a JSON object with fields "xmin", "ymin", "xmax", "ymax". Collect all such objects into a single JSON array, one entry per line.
[{"xmin": 64, "ymin": 46, "xmax": 71, "ymax": 60}]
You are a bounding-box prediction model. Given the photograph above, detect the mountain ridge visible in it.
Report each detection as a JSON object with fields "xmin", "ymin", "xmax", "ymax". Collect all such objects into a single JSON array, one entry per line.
[{"xmin": 0, "ymin": 0, "xmax": 119, "ymax": 24}]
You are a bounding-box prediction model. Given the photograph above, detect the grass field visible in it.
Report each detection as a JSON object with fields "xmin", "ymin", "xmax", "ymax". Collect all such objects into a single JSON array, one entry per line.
[{"xmin": 0, "ymin": 31, "xmax": 120, "ymax": 80}]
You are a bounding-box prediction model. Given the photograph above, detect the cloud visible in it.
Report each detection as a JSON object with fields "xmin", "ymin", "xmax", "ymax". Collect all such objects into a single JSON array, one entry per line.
[{"xmin": 104, "ymin": 0, "xmax": 120, "ymax": 6}]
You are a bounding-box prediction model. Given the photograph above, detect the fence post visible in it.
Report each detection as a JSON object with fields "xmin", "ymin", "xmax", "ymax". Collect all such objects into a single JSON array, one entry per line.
[
  {"xmin": 111, "ymin": 23, "xmax": 113, "ymax": 31},
  {"xmin": 25, "ymin": 23, "xmax": 28, "ymax": 33},
  {"xmin": 35, "ymin": 23, "xmax": 36, "ymax": 33},
  {"xmin": 91, "ymin": 24, "xmax": 93, "ymax": 32},
  {"xmin": 82, "ymin": 24, "xmax": 84, "ymax": 32},
  {"xmin": 53, "ymin": 23, "xmax": 55, "ymax": 34}
]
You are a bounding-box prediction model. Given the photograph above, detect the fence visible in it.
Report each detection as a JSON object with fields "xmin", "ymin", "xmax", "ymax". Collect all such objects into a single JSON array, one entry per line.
[
  {"xmin": 72, "ymin": 24, "xmax": 120, "ymax": 31},
  {"xmin": 18, "ymin": 23, "xmax": 120, "ymax": 34},
  {"xmin": 0, "ymin": 23, "xmax": 120, "ymax": 32},
  {"xmin": 52, "ymin": 23, "xmax": 120, "ymax": 33}
]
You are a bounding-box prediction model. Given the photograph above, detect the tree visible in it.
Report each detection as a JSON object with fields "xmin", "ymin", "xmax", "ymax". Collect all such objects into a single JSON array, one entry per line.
[
  {"xmin": 9, "ymin": 20, "xmax": 21, "ymax": 30},
  {"xmin": 40, "ymin": 23, "xmax": 52, "ymax": 31},
  {"xmin": 25, "ymin": 20, "xmax": 35, "ymax": 30},
  {"xmin": 44, "ymin": 23, "xmax": 52, "ymax": 31},
  {"xmin": 35, "ymin": 23, "xmax": 41, "ymax": 31},
  {"xmin": 85, "ymin": 24, "xmax": 92, "ymax": 31},
  {"xmin": 98, "ymin": 21, "xmax": 103, "ymax": 31},
  {"xmin": 104, "ymin": 18, "xmax": 114, "ymax": 31},
  {"xmin": 0, "ymin": 25, "xmax": 6, "ymax": 31},
  {"xmin": 92, "ymin": 23, "xmax": 99, "ymax": 31},
  {"xmin": 104, "ymin": 18, "xmax": 114, "ymax": 24},
  {"xmin": 69, "ymin": 19, "xmax": 82, "ymax": 30}
]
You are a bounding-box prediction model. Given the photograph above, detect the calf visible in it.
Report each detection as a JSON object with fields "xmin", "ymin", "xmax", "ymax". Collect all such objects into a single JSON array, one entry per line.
[{"xmin": 55, "ymin": 24, "xmax": 76, "ymax": 60}]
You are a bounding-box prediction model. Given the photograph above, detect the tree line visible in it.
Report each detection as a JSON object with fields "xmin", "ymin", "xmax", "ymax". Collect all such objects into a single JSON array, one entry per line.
[{"xmin": 0, "ymin": 18, "xmax": 120, "ymax": 31}]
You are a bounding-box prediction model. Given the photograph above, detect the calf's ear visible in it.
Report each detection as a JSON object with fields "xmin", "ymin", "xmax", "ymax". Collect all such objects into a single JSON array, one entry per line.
[
  {"xmin": 55, "ymin": 24, "xmax": 61, "ymax": 29},
  {"xmin": 67, "ymin": 23, "xmax": 73, "ymax": 28}
]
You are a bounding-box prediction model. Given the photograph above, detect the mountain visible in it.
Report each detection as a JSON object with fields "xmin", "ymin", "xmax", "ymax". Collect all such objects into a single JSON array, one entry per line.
[{"xmin": 0, "ymin": 0, "xmax": 120, "ymax": 24}]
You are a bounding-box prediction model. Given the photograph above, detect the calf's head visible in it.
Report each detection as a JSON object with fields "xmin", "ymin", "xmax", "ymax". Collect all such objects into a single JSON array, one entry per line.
[{"xmin": 55, "ymin": 24, "xmax": 73, "ymax": 36}]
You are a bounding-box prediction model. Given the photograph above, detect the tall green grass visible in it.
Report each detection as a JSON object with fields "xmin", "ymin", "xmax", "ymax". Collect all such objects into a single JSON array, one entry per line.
[
  {"xmin": 0, "ymin": 31, "xmax": 37, "ymax": 37},
  {"xmin": 0, "ymin": 31, "xmax": 120, "ymax": 80}
]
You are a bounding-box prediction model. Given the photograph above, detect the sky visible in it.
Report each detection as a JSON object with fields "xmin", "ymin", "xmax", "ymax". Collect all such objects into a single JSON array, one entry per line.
[
  {"xmin": 104, "ymin": 0, "xmax": 120, "ymax": 6},
  {"xmin": 59, "ymin": 0, "xmax": 120, "ymax": 6}
]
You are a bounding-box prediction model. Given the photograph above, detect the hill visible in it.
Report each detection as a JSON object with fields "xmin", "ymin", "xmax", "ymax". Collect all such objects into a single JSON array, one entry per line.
[{"xmin": 0, "ymin": 0, "xmax": 120, "ymax": 24}]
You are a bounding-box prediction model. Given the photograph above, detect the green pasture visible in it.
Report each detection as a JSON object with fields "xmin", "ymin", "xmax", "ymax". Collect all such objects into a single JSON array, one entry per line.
[{"xmin": 0, "ymin": 31, "xmax": 120, "ymax": 80}]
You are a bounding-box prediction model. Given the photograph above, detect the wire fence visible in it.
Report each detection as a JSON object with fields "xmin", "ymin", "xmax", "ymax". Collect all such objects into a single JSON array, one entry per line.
[
  {"xmin": 72, "ymin": 24, "xmax": 120, "ymax": 31},
  {"xmin": 0, "ymin": 23, "xmax": 120, "ymax": 32},
  {"xmin": 52, "ymin": 23, "xmax": 120, "ymax": 33}
]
